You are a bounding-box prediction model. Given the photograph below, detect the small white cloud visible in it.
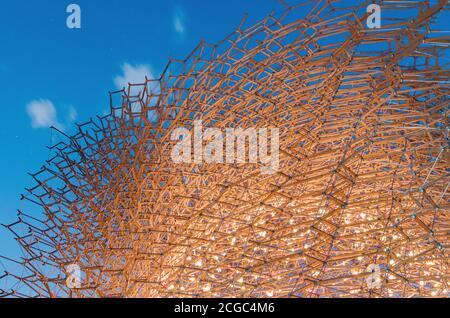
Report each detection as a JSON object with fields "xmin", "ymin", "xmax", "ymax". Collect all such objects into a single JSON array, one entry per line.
[
  {"xmin": 173, "ymin": 7, "xmax": 186, "ymax": 35},
  {"xmin": 114, "ymin": 63, "xmax": 155, "ymax": 113},
  {"xmin": 26, "ymin": 99, "xmax": 64, "ymax": 130},
  {"xmin": 68, "ymin": 105, "xmax": 78, "ymax": 122},
  {"xmin": 114, "ymin": 63, "xmax": 153, "ymax": 90}
]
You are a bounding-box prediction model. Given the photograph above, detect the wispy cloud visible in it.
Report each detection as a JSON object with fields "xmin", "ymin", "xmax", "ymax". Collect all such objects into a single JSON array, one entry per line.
[
  {"xmin": 26, "ymin": 99, "xmax": 64, "ymax": 130},
  {"xmin": 113, "ymin": 63, "xmax": 161, "ymax": 117},
  {"xmin": 173, "ymin": 7, "xmax": 186, "ymax": 35},
  {"xmin": 114, "ymin": 63, "xmax": 153, "ymax": 90},
  {"xmin": 67, "ymin": 105, "xmax": 78, "ymax": 122},
  {"xmin": 26, "ymin": 99, "xmax": 78, "ymax": 132},
  {"xmin": 114, "ymin": 62, "xmax": 155, "ymax": 103}
]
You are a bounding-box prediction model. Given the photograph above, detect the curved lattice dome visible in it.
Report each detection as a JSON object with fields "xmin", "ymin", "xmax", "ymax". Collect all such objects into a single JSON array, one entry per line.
[{"xmin": 1, "ymin": 0, "xmax": 449, "ymax": 298}]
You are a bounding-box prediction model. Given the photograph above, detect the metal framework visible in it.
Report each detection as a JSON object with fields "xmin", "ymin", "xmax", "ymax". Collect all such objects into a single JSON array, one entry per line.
[{"xmin": 1, "ymin": 0, "xmax": 449, "ymax": 298}]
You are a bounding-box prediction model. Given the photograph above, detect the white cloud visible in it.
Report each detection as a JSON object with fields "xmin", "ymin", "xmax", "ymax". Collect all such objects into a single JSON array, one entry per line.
[
  {"xmin": 114, "ymin": 63, "xmax": 153, "ymax": 90},
  {"xmin": 26, "ymin": 99, "xmax": 64, "ymax": 130},
  {"xmin": 68, "ymin": 105, "xmax": 78, "ymax": 122},
  {"xmin": 173, "ymin": 7, "xmax": 186, "ymax": 35},
  {"xmin": 26, "ymin": 100, "xmax": 78, "ymax": 131},
  {"xmin": 113, "ymin": 63, "xmax": 162, "ymax": 119}
]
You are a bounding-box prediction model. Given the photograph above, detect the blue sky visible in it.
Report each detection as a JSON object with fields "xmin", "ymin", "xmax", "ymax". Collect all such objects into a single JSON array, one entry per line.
[
  {"xmin": 0, "ymin": 0, "xmax": 288, "ymax": 260},
  {"xmin": 0, "ymin": 0, "xmax": 448, "ymax": 265}
]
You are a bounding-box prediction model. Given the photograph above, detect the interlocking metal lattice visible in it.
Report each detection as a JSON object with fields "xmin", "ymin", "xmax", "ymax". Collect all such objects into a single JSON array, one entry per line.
[{"xmin": 0, "ymin": 0, "xmax": 449, "ymax": 298}]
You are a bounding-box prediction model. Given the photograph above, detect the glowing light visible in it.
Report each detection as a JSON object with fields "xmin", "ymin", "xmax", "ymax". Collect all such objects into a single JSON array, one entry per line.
[{"xmin": 203, "ymin": 285, "xmax": 211, "ymax": 292}]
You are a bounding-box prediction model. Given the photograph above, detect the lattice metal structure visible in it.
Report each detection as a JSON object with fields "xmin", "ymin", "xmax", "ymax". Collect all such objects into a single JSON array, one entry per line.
[{"xmin": 0, "ymin": 0, "xmax": 449, "ymax": 298}]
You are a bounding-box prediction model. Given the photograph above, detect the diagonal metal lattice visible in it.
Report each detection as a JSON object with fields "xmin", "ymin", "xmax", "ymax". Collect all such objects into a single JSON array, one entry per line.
[{"xmin": 0, "ymin": 0, "xmax": 449, "ymax": 298}]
